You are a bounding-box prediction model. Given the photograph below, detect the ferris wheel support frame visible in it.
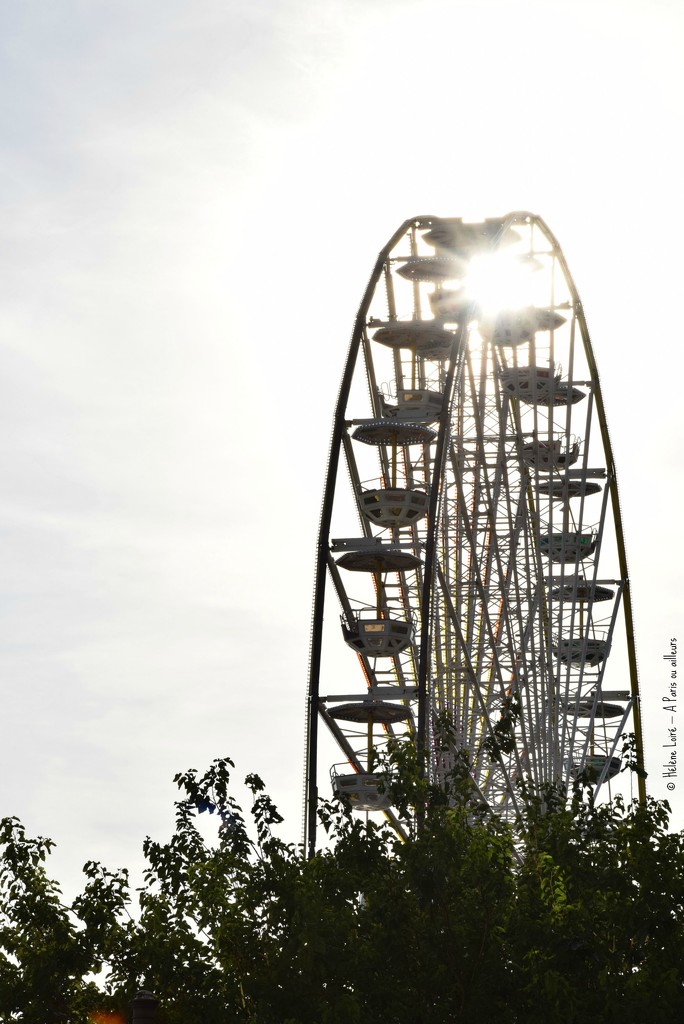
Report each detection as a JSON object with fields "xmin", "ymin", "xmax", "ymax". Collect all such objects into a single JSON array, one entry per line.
[{"xmin": 304, "ymin": 212, "xmax": 646, "ymax": 859}]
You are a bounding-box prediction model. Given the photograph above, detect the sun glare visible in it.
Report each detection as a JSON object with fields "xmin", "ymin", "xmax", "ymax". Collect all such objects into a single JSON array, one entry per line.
[{"xmin": 464, "ymin": 252, "xmax": 537, "ymax": 314}]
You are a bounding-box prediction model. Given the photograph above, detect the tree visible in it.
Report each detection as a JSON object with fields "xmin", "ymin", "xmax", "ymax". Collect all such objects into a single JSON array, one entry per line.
[{"xmin": 1, "ymin": 746, "xmax": 683, "ymax": 1023}]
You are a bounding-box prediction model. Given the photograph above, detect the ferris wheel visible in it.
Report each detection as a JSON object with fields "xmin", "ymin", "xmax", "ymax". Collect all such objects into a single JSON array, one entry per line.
[{"xmin": 304, "ymin": 212, "xmax": 645, "ymax": 856}]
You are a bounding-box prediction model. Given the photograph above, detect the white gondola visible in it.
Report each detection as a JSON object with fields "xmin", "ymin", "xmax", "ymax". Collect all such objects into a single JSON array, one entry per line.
[
  {"xmin": 540, "ymin": 532, "xmax": 597, "ymax": 561},
  {"xmin": 331, "ymin": 769, "xmax": 392, "ymax": 811},
  {"xmin": 564, "ymin": 756, "xmax": 622, "ymax": 781},
  {"xmin": 552, "ymin": 383, "xmax": 586, "ymax": 406},
  {"xmin": 521, "ymin": 438, "xmax": 580, "ymax": 470},
  {"xmin": 396, "ymin": 255, "xmax": 469, "ymax": 283},
  {"xmin": 341, "ymin": 613, "xmax": 414, "ymax": 656},
  {"xmin": 359, "ymin": 487, "xmax": 429, "ymax": 527},
  {"xmin": 584, "ymin": 756, "xmax": 622, "ymax": 780},
  {"xmin": 553, "ymin": 638, "xmax": 609, "ymax": 666},
  {"xmin": 371, "ymin": 321, "xmax": 456, "ymax": 359},
  {"xmin": 499, "ymin": 366, "xmax": 585, "ymax": 407},
  {"xmin": 429, "ymin": 289, "xmax": 474, "ymax": 321},
  {"xmin": 551, "ymin": 580, "xmax": 615, "ymax": 603},
  {"xmin": 482, "ymin": 306, "xmax": 566, "ymax": 347},
  {"xmin": 328, "ymin": 701, "xmax": 413, "ymax": 725},
  {"xmin": 500, "ymin": 365, "xmax": 560, "ymax": 398},
  {"xmin": 352, "ymin": 420, "xmax": 436, "ymax": 447},
  {"xmin": 332, "ymin": 538, "xmax": 422, "ymax": 574},
  {"xmin": 574, "ymin": 700, "xmax": 625, "ymax": 719},
  {"xmin": 547, "ymin": 478, "xmax": 603, "ymax": 501},
  {"xmin": 383, "ymin": 388, "xmax": 444, "ymax": 422},
  {"xmin": 421, "ymin": 218, "xmax": 520, "ymax": 253}
]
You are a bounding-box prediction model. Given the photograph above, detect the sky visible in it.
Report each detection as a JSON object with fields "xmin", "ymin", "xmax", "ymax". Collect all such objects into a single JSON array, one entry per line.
[{"xmin": 0, "ymin": 0, "xmax": 683, "ymax": 896}]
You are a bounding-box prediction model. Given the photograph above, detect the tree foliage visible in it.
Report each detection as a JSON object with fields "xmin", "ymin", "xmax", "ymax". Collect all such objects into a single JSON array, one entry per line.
[{"xmin": 1, "ymin": 747, "xmax": 684, "ymax": 1023}]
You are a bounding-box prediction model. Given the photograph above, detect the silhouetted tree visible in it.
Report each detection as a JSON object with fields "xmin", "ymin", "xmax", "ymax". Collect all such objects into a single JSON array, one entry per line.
[{"xmin": 1, "ymin": 744, "xmax": 683, "ymax": 1023}]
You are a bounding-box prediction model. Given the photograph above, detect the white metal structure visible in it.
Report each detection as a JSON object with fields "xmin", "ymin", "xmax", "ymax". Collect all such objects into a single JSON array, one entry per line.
[{"xmin": 304, "ymin": 213, "xmax": 645, "ymax": 855}]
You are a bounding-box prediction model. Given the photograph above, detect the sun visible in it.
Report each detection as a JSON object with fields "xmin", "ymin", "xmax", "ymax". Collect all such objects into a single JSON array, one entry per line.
[{"xmin": 463, "ymin": 251, "xmax": 538, "ymax": 315}]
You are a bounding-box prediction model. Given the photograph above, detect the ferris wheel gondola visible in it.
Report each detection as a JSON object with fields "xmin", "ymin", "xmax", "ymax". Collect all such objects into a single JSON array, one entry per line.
[{"xmin": 304, "ymin": 212, "xmax": 645, "ymax": 855}]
